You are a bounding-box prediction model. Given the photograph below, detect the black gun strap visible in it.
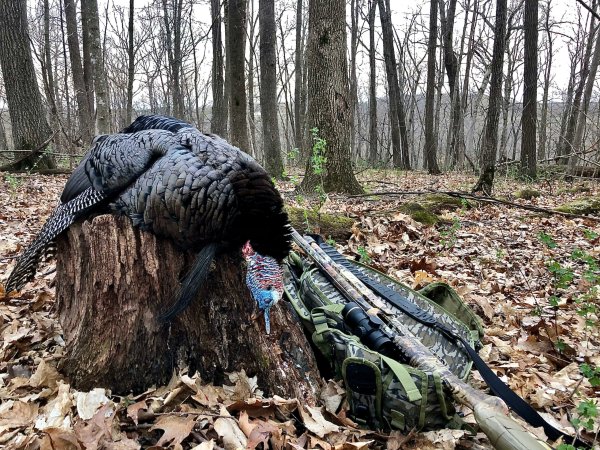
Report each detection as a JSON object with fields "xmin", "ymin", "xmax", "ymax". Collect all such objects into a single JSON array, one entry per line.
[{"xmin": 313, "ymin": 237, "xmax": 586, "ymax": 448}]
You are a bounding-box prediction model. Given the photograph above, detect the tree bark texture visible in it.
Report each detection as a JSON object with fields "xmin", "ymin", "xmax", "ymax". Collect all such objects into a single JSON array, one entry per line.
[
  {"xmin": 456, "ymin": 0, "xmax": 478, "ymax": 169},
  {"xmin": 125, "ymin": 0, "xmax": 135, "ymax": 126},
  {"xmin": 472, "ymin": 0, "xmax": 507, "ymax": 194},
  {"xmin": 259, "ymin": 0, "xmax": 284, "ymax": 178},
  {"xmin": 439, "ymin": 0, "xmax": 461, "ymax": 169},
  {"xmin": 211, "ymin": 0, "xmax": 227, "ymax": 137},
  {"xmin": 368, "ymin": 0, "xmax": 378, "ymax": 165},
  {"xmin": 55, "ymin": 215, "xmax": 321, "ymax": 399},
  {"xmin": 520, "ymin": 0, "xmax": 538, "ymax": 179},
  {"xmin": 247, "ymin": 6, "xmax": 258, "ymax": 158},
  {"xmin": 294, "ymin": 0, "xmax": 304, "ymax": 159},
  {"xmin": 81, "ymin": 0, "xmax": 96, "ymax": 123},
  {"xmin": 424, "ymin": 0, "xmax": 441, "ymax": 174},
  {"xmin": 560, "ymin": 2, "xmax": 596, "ymax": 160},
  {"xmin": 228, "ymin": 0, "xmax": 251, "ymax": 151},
  {"xmin": 161, "ymin": 0, "xmax": 185, "ymax": 119},
  {"xmin": 43, "ymin": 0, "xmax": 59, "ymax": 135},
  {"xmin": 0, "ymin": 0, "xmax": 55, "ymax": 171},
  {"xmin": 538, "ymin": 0, "xmax": 553, "ymax": 161},
  {"xmin": 82, "ymin": 0, "xmax": 110, "ymax": 133},
  {"xmin": 299, "ymin": 0, "xmax": 363, "ymax": 194},
  {"xmin": 570, "ymin": 23, "xmax": 600, "ymax": 168},
  {"xmin": 349, "ymin": 0, "xmax": 359, "ymax": 159},
  {"xmin": 377, "ymin": 0, "xmax": 410, "ymax": 169}
]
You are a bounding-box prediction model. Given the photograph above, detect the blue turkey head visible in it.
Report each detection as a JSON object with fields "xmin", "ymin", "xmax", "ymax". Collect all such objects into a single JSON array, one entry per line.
[{"xmin": 242, "ymin": 241, "xmax": 284, "ymax": 334}]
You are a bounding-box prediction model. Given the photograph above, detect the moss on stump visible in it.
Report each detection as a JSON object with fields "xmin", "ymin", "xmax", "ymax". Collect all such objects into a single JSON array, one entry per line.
[
  {"xmin": 555, "ymin": 196, "xmax": 600, "ymax": 215},
  {"xmin": 514, "ymin": 188, "xmax": 541, "ymax": 200},
  {"xmin": 286, "ymin": 207, "xmax": 354, "ymax": 241},
  {"xmin": 421, "ymin": 194, "xmax": 469, "ymax": 212},
  {"xmin": 399, "ymin": 203, "xmax": 440, "ymax": 225}
]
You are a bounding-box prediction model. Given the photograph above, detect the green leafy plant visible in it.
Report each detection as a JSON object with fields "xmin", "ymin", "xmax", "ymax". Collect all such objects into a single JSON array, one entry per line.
[
  {"xmin": 538, "ymin": 231, "xmax": 557, "ymax": 249},
  {"xmin": 4, "ymin": 173, "xmax": 22, "ymax": 198},
  {"xmin": 547, "ymin": 260, "xmax": 575, "ymax": 289},
  {"xmin": 582, "ymin": 228, "xmax": 598, "ymax": 240},
  {"xmin": 298, "ymin": 128, "xmax": 330, "ymax": 234},
  {"xmin": 287, "ymin": 147, "xmax": 300, "ymax": 162},
  {"xmin": 440, "ymin": 218, "xmax": 461, "ymax": 249},
  {"xmin": 580, "ymin": 364, "xmax": 600, "ymax": 387},
  {"xmin": 495, "ymin": 248, "xmax": 506, "ymax": 261},
  {"xmin": 310, "ymin": 127, "xmax": 327, "ymax": 176},
  {"xmin": 356, "ymin": 246, "xmax": 372, "ymax": 264},
  {"xmin": 557, "ymin": 366, "xmax": 600, "ymax": 449},
  {"xmin": 542, "ymin": 239, "xmax": 599, "ymax": 354}
]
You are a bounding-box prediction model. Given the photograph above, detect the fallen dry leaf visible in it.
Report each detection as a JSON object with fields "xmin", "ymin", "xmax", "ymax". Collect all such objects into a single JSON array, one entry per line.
[
  {"xmin": 35, "ymin": 382, "xmax": 73, "ymax": 430},
  {"xmin": 0, "ymin": 400, "xmax": 39, "ymax": 429},
  {"xmin": 214, "ymin": 415, "xmax": 247, "ymax": 450},
  {"xmin": 298, "ymin": 405, "xmax": 339, "ymax": 438},
  {"xmin": 150, "ymin": 414, "xmax": 197, "ymax": 448},
  {"xmin": 29, "ymin": 360, "xmax": 62, "ymax": 389},
  {"xmin": 76, "ymin": 388, "xmax": 111, "ymax": 420}
]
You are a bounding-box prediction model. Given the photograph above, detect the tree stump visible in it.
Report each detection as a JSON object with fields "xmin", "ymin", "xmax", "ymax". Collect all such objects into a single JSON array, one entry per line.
[{"xmin": 55, "ymin": 214, "xmax": 321, "ymax": 401}]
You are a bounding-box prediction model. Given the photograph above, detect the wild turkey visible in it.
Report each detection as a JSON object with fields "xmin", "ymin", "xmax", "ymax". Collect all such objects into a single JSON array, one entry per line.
[{"xmin": 5, "ymin": 115, "xmax": 291, "ymax": 332}]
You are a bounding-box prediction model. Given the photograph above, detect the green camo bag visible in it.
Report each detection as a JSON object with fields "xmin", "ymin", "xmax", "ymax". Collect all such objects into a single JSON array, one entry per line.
[{"xmin": 284, "ymin": 250, "xmax": 484, "ymax": 432}]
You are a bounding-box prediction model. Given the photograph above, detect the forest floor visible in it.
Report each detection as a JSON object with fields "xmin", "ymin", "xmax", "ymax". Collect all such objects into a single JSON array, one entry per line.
[{"xmin": 0, "ymin": 169, "xmax": 598, "ymax": 450}]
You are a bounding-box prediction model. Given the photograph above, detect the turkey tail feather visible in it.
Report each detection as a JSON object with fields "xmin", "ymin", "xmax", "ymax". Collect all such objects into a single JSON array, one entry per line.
[
  {"xmin": 5, "ymin": 187, "xmax": 106, "ymax": 292},
  {"xmin": 160, "ymin": 242, "xmax": 222, "ymax": 322}
]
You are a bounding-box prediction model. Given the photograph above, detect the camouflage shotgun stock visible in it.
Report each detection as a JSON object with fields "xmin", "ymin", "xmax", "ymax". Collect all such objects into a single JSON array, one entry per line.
[{"xmin": 290, "ymin": 229, "xmax": 552, "ymax": 450}]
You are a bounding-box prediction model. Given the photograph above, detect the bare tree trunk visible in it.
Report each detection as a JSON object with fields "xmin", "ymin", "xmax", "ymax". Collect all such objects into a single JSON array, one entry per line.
[
  {"xmin": 64, "ymin": 0, "xmax": 93, "ymax": 143},
  {"xmin": 424, "ymin": 0, "xmax": 441, "ymax": 174},
  {"xmin": 0, "ymin": 0, "xmax": 55, "ymax": 170},
  {"xmin": 224, "ymin": 0, "xmax": 232, "ymax": 134},
  {"xmin": 298, "ymin": 0, "xmax": 363, "ymax": 194},
  {"xmin": 81, "ymin": 0, "xmax": 95, "ymax": 123},
  {"xmin": 379, "ymin": 0, "xmax": 401, "ymax": 168},
  {"xmin": 556, "ymin": 58, "xmax": 576, "ymax": 162},
  {"xmin": 259, "ymin": 0, "xmax": 284, "ymax": 177},
  {"xmin": 211, "ymin": 0, "xmax": 227, "ymax": 137},
  {"xmin": 457, "ymin": 0, "xmax": 478, "ymax": 168},
  {"xmin": 294, "ymin": 0, "xmax": 304, "ymax": 160},
  {"xmin": 59, "ymin": 0, "xmax": 73, "ymax": 154},
  {"xmin": 521, "ymin": 0, "xmax": 538, "ymax": 179},
  {"xmin": 247, "ymin": 0, "xmax": 258, "ymax": 158},
  {"xmin": 561, "ymin": 2, "xmax": 596, "ymax": 161},
  {"xmin": 82, "ymin": 0, "xmax": 110, "ymax": 133},
  {"xmin": 472, "ymin": 0, "xmax": 507, "ymax": 193},
  {"xmin": 161, "ymin": 0, "xmax": 185, "ymax": 119},
  {"xmin": 439, "ymin": 0, "xmax": 461, "ymax": 169},
  {"xmin": 368, "ymin": 0, "xmax": 378, "ymax": 164},
  {"xmin": 538, "ymin": 0, "xmax": 553, "ymax": 161},
  {"xmin": 125, "ymin": 0, "xmax": 135, "ymax": 125},
  {"xmin": 349, "ymin": 0, "xmax": 359, "ymax": 159},
  {"xmin": 570, "ymin": 25, "xmax": 600, "ymax": 168},
  {"xmin": 0, "ymin": 117, "xmax": 7, "ymax": 151},
  {"xmin": 499, "ymin": 45, "xmax": 514, "ymax": 159},
  {"xmin": 228, "ymin": 0, "xmax": 251, "ymax": 151},
  {"xmin": 55, "ymin": 215, "xmax": 321, "ymax": 398},
  {"xmin": 43, "ymin": 0, "xmax": 59, "ymax": 137}
]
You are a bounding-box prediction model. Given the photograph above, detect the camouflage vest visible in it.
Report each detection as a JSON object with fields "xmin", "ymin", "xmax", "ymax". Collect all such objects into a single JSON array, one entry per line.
[{"xmin": 284, "ymin": 251, "xmax": 484, "ymax": 432}]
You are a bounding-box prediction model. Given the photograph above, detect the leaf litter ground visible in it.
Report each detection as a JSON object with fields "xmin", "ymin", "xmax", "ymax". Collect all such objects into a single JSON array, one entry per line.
[{"xmin": 0, "ymin": 170, "xmax": 598, "ymax": 449}]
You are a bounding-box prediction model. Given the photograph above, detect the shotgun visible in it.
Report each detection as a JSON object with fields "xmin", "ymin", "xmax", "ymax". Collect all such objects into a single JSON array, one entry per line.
[{"xmin": 290, "ymin": 229, "xmax": 554, "ymax": 450}]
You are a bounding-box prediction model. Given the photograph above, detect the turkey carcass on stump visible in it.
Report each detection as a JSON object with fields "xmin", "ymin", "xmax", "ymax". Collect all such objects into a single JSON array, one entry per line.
[{"xmin": 55, "ymin": 214, "xmax": 320, "ymax": 400}]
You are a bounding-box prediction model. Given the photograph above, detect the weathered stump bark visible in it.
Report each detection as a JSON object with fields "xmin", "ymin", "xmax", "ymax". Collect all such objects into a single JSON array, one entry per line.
[{"xmin": 55, "ymin": 214, "xmax": 321, "ymax": 401}]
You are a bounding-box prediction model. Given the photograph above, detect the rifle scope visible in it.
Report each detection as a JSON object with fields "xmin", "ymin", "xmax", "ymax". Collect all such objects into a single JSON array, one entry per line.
[{"xmin": 342, "ymin": 302, "xmax": 396, "ymax": 358}]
